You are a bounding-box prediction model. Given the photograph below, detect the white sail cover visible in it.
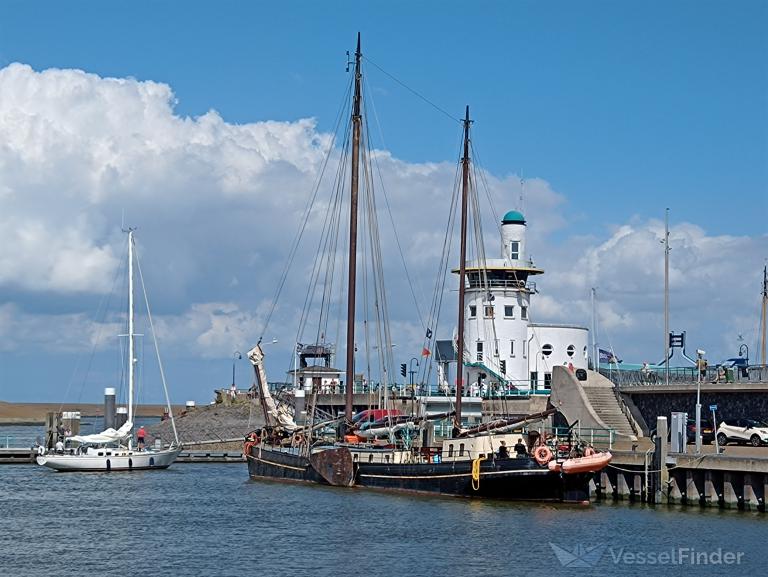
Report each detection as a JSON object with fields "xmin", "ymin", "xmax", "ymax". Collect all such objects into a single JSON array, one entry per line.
[{"xmin": 69, "ymin": 421, "xmax": 134, "ymax": 444}]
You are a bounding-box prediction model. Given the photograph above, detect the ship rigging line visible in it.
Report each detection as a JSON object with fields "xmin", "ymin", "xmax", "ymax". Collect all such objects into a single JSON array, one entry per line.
[
  {"xmin": 258, "ymin": 80, "xmax": 353, "ymax": 342},
  {"xmin": 362, "ymin": 55, "xmax": 461, "ymax": 125},
  {"xmin": 364, "ymin": 74, "xmax": 427, "ymax": 330}
]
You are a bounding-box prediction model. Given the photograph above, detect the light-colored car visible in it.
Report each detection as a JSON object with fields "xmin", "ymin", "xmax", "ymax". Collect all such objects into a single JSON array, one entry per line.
[{"xmin": 716, "ymin": 418, "xmax": 768, "ymax": 447}]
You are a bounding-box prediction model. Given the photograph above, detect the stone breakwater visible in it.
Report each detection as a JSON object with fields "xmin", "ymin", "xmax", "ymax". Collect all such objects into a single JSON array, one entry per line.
[{"xmin": 147, "ymin": 399, "xmax": 266, "ymax": 450}]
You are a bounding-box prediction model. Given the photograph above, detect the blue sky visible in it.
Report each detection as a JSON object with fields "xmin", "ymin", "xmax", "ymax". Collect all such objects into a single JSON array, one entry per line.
[
  {"xmin": 5, "ymin": 1, "xmax": 765, "ymax": 235},
  {"xmin": 0, "ymin": 1, "xmax": 765, "ymax": 403}
]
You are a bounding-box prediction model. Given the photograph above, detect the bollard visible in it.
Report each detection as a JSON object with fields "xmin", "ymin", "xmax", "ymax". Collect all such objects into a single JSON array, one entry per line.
[
  {"xmin": 115, "ymin": 407, "xmax": 128, "ymax": 428},
  {"xmin": 104, "ymin": 388, "xmax": 116, "ymax": 430},
  {"xmin": 654, "ymin": 416, "xmax": 668, "ymax": 504}
]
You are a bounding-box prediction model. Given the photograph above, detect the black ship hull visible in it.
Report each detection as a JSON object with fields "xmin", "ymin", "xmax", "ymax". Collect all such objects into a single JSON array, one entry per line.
[
  {"xmin": 246, "ymin": 444, "xmax": 324, "ymax": 484},
  {"xmin": 246, "ymin": 444, "xmax": 593, "ymax": 502},
  {"xmin": 354, "ymin": 457, "xmax": 591, "ymax": 502}
]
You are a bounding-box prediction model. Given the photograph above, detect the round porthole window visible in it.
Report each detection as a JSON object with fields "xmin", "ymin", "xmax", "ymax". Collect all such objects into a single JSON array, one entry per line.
[
  {"xmin": 542, "ymin": 344, "xmax": 553, "ymax": 357},
  {"xmin": 566, "ymin": 345, "xmax": 575, "ymax": 357}
]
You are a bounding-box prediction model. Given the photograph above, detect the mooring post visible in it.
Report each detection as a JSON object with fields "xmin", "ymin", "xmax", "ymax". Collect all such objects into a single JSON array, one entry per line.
[{"xmin": 655, "ymin": 416, "xmax": 668, "ymax": 504}]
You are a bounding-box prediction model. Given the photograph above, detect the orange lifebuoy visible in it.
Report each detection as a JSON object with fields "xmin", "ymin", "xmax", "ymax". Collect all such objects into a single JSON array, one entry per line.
[
  {"xmin": 584, "ymin": 447, "xmax": 595, "ymax": 457},
  {"xmin": 534, "ymin": 446, "xmax": 553, "ymax": 465}
]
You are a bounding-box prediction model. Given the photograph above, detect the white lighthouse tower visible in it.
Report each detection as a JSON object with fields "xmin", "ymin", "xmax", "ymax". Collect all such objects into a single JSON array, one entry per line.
[
  {"xmin": 453, "ymin": 210, "xmax": 589, "ymax": 393},
  {"xmin": 455, "ymin": 210, "xmax": 542, "ymax": 392}
]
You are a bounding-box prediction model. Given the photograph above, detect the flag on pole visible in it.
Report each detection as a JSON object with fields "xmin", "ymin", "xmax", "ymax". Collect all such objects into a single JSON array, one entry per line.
[
  {"xmin": 599, "ymin": 348, "xmax": 622, "ymax": 364},
  {"xmin": 421, "ymin": 347, "xmax": 431, "ymax": 357}
]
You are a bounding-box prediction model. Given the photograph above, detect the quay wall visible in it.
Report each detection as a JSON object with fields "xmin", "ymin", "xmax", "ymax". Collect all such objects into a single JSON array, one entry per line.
[{"xmin": 621, "ymin": 385, "xmax": 768, "ymax": 430}]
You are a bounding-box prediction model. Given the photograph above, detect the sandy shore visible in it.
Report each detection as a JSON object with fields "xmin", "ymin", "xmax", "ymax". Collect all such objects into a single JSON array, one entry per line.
[{"xmin": 0, "ymin": 401, "xmax": 182, "ymax": 425}]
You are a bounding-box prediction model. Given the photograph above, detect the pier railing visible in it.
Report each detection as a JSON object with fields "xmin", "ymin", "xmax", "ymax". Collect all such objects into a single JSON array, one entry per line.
[{"xmin": 601, "ymin": 365, "xmax": 768, "ymax": 387}]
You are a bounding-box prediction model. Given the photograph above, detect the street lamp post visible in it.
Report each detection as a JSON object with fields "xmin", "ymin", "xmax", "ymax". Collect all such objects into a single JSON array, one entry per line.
[
  {"xmin": 409, "ymin": 357, "xmax": 419, "ymax": 396},
  {"xmin": 695, "ymin": 349, "xmax": 705, "ymax": 454},
  {"xmin": 232, "ymin": 351, "xmax": 242, "ymax": 389},
  {"xmin": 739, "ymin": 344, "xmax": 749, "ymax": 363}
]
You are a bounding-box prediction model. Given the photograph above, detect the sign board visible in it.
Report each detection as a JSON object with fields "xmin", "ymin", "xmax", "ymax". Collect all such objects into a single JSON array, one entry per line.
[{"xmin": 709, "ymin": 404, "xmax": 718, "ymax": 411}]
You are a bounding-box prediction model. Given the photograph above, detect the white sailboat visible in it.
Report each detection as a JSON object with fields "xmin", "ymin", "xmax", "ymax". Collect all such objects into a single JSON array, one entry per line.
[{"xmin": 36, "ymin": 229, "xmax": 182, "ymax": 471}]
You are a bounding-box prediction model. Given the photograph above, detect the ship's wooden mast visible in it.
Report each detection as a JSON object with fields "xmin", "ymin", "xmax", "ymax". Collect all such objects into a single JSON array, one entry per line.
[
  {"xmin": 454, "ymin": 106, "xmax": 471, "ymax": 433},
  {"xmin": 345, "ymin": 33, "xmax": 362, "ymax": 421}
]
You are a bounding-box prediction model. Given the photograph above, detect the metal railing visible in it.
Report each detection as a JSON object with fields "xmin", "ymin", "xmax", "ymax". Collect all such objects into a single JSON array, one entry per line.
[
  {"xmin": 552, "ymin": 426, "xmax": 616, "ymax": 449},
  {"xmin": 602, "ymin": 365, "xmax": 768, "ymax": 387},
  {"xmin": 2, "ymin": 435, "xmax": 39, "ymax": 449},
  {"xmin": 262, "ymin": 381, "xmax": 551, "ymax": 398}
]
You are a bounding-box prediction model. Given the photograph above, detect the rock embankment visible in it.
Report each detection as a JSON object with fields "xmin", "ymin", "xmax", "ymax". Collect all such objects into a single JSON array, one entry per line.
[{"xmin": 147, "ymin": 400, "xmax": 266, "ymax": 451}]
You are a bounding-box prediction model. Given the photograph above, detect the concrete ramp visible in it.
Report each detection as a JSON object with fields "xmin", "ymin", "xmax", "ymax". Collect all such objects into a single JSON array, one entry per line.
[{"xmin": 550, "ymin": 366, "xmax": 639, "ymax": 443}]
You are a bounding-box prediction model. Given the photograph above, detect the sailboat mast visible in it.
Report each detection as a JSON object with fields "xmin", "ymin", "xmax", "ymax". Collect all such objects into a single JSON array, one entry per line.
[
  {"xmin": 127, "ymin": 230, "xmax": 135, "ymax": 431},
  {"xmin": 345, "ymin": 33, "xmax": 362, "ymax": 421},
  {"xmin": 454, "ymin": 106, "xmax": 471, "ymax": 432},
  {"xmin": 762, "ymin": 265, "xmax": 767, "ymax": 366}
]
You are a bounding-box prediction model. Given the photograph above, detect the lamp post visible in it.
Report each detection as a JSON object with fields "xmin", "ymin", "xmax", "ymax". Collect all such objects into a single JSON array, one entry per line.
[
  {"xmin": 695, "ymin": 349, "xmax": 705, "ymax": 454},
  {"xmin": 739, "ymin": 344, "xmax": 749, "ymax": 363},
  {"xmin": 232, "ymin": 351, "xmax": 242, "ymax": 388},
  {"xmin": 409, "ymin": 357, "xmax": 419, "ymax": 396}
]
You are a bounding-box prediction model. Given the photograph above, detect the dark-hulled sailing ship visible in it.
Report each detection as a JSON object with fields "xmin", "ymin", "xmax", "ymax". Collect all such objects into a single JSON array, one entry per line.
[{"xmin": 244, "ymin": 34, "xmax": 610, "ymax": 502}]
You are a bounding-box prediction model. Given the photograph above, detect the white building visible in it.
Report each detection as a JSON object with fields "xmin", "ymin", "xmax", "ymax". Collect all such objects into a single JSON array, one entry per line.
[{"xmin": 451, "ymin": 210, "xmax": 588, "ymax": 392}]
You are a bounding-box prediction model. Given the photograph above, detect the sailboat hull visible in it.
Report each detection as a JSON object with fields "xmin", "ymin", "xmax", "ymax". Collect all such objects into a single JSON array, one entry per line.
[
  {"xmin": 246, "ymin": 444, "xmax": 592, "ymax": 501},
  {"xmin": 36, "ymin": 447, "xmax": 183, "ymax": 472}
]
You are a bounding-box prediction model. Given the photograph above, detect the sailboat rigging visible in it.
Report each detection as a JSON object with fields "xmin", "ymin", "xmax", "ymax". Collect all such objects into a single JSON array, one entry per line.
[
  {"xmin": 243, "ymin": 34, "xmax": 611, "ymax": 501},
  {"xmin": 36, "ymin": 229, "xmax": 182, "ymax": 472}
]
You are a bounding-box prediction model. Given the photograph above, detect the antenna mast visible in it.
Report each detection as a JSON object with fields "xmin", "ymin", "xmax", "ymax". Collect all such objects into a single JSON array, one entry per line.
[
  {"xmin": 762, "ymin": 265, "xmax": 767, "ymax": 366},
  {"xmin": 663, "ymin": 208, "xmax": 670, "ymax": 386}
]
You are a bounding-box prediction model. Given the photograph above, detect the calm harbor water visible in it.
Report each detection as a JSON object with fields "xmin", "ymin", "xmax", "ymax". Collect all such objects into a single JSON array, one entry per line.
[{"xmin": 1, "ymin": 461, "xmax": 765, "ymax": 577}]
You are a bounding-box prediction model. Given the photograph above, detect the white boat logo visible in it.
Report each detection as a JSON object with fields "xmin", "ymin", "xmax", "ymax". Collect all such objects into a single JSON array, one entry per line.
[{"xmin": 549, "ymin": 543, "xmax": 607, "ymax": 567}]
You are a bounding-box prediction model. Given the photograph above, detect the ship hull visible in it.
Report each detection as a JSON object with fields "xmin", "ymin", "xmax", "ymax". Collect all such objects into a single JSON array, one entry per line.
[
  {"xmin": 246, "ymin": 444, "xmax": 325, "ymax": 484},
  {"xmin": 246, "ymin": 445, "xmax": 592, "ymax": 502},
  {"xmin": 354, "ymin": 458, "xmax": 591, "ymax": 502},
  {"xmin": 36, "ymin": 447, "xmax": 182, "ymax": 472}
]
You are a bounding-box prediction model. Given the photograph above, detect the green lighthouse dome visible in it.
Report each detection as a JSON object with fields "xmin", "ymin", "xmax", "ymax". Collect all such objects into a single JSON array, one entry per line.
[{"xmin": 501, "ymin": 210, "xmax": 526, "ymax": 225}]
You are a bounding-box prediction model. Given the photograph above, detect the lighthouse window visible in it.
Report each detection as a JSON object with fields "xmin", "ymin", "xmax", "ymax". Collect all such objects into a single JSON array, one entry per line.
[
  {"xmin": 542, "ymin": 344, "xmax": 553, "ymax": 357},
  {"xmin": 504, "ymin": 305, "xmax": 515, "ymax": 318},
  {"xmin": 476, "ymin": 341, "xmax": 483, "ymax": 362},
  {"xmin": 510, "ymin": 340, "xmax": 515, "ymax": 357},
  {"xmin": 566, "ymin": 345, "xmax": 575, "ymax": 357},
  {"xmin": 484, "ymin": 305, "xmax": 494, "ymax": 318},
  {"xmin": 469, "ymin": 305, "xmax": 477, "ymax": 318},
  {"xmin": 521, "ymin": 306, "xmax": 528, "ymax": 320},
  {"xmin": 509, "ymin": 241, "xmax": 520, "ymax": 260}
]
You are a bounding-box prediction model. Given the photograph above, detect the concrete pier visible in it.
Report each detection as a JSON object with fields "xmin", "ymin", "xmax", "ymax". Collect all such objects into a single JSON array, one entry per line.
[{"xmin": 599, "ymin": 448, "xmax": 768, "ymax": 512}]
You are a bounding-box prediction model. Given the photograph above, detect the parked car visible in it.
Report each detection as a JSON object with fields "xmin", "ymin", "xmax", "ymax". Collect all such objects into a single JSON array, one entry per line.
[
  {"xmin": 650, "ymin": 417, "xmax": 714, "ymax": 445},
  {"xmin": 716, "ymin": 418, "xmax": 768, "ymax": 447},
  {"xmin": 686, "ymin": 418, "xmax": 715, "ymax": 444}
]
